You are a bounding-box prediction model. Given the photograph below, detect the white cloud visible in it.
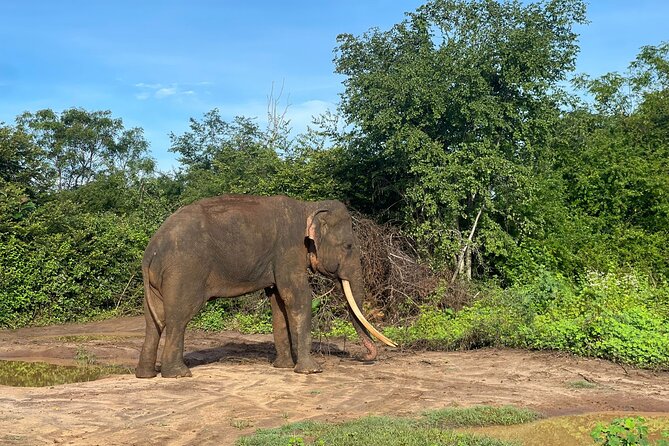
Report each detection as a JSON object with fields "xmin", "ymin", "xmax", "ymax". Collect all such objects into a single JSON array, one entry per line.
[
  {"xmin": 155, "ymin": 87, "xmax": 177, "ymax": 98},
  {"xmin": 134, "ymin": 82, "xmax": 162, "ymax": 89},
  {"xmin": 133, "ymin": 82, "xmax": 207, "ymax": 100}
]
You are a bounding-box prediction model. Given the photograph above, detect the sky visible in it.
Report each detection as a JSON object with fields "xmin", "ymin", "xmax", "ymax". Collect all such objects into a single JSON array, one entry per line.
[{"xmin": 1, "ymin": 1, "xmax": 668, "ymax": 171}]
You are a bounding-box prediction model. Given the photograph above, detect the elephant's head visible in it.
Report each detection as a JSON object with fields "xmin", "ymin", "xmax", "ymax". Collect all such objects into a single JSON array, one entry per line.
[{"xmin": 305, "ymin": 201, "xmax": 396, "ymax": 360}]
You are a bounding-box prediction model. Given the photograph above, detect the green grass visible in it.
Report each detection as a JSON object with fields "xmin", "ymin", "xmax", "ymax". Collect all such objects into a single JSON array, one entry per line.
[
  {"xmin": 237, "ymin": 406, "xmax": 540, "ymax": 446},
  {"xmin": 566, "ymin": 380, "xmax": 598, "ymax": 389},
  {"xmin": 421, "ymin": 406, "xmax": 541, "ymax": 429}
]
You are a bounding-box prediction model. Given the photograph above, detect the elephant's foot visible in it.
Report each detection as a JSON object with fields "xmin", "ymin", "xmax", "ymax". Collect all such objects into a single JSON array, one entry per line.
[
  {"xmin": 273, "ymin": 355, "xmax": 296, "ymax": 369},
  {"xmin": 160, "ymin": 362, "xmax": 192, "ymax": 378},
  {"xmin": 135, "ymin": 367, "xmax": 158, "ymax": 378},
  {"xmin": 135, "ymin": 363, "xmax": 158, "ymax": 378},
  {"xmin": 294, "ymin": 357, "xmax": 322, "ymax": 374}
]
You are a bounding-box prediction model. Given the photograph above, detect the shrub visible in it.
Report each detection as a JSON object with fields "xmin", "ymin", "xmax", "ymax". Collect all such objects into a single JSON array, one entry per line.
[
  {"xmin": 0, "ymin": 202, "xmax": 151, "ymax": 327},
  {"xmin": 523, "ymin": 271, "xmax": 669, "ymax": 368},
  {"xmin": 385, "ymin": 288, "xmax": 532, "ymax": 350},
  {"xmin": 591, "ymin": 417, "xmax": 669, "ymax": 446},
  {"xmin": 381, "ymin": 269, "xmax": 669, "ymax": 369}
]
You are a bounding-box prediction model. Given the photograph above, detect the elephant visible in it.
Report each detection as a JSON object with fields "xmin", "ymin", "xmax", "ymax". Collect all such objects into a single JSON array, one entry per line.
[{"xmin": 136, "ymin": 194, "xmax": 395, "ymax": 378}]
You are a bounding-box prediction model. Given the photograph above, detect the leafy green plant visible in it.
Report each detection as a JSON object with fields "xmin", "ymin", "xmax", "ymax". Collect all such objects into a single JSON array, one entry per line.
[
  {"xmin": 319, "ymin": 318, "xmax": 358, "ymax": 340},
  {"xmin": 591, "ymin": 417, "xmax": 669, "ymax": 446},
  {"xmin": 190, "ymin": 299, "xmax": 229, "ymax": 331},
  {"xmin": 524, "ymin": 271, "xmax": 669, "ymax": 368},
  {"xmin": 235, "ymin": 313, "xmax": 273, "ymax": 335}
]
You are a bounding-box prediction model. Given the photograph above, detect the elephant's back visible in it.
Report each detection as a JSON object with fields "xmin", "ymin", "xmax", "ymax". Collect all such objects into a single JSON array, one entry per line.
[{"xmin": 142, "ymin": 194, "xmax": 301, "ymax": 267}]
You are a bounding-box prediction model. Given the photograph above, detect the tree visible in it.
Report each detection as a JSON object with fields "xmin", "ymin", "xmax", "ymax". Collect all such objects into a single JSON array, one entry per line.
[
  {"xmin": 0, "ymin": 124, "xmax": 50, "ymax": 194},
  {"xmin": 334, "ymin": 0, "xmax": 587, "ymax": 275},
  {"xmin": 550, "ymin": 42, "xmax": 669, "ymax": 277},
  {"xmin": 169, "ymin": 109, "xmax": 283, "ymax": 202},
  {"xmin": 16, "ymin": 108, "xmax": 153, "ymax": 192}
]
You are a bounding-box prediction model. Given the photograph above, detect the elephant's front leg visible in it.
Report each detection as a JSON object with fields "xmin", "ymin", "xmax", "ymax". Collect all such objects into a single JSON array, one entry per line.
[
  {"xmin": 276, "ymin": 280, "xmax": 321, "ymax": 374},
  {"xmin": 267, "ymin": 287, "xmax": 295, "ymax": 369}
]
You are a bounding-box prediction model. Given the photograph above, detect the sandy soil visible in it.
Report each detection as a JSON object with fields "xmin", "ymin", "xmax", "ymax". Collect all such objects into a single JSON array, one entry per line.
[{"xmin": 1, "ymin": 316, "xmax": 668, "ymax": 445}]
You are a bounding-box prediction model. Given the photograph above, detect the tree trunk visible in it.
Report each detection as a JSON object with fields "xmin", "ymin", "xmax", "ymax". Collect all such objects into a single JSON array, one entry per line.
[{"xmin": 451, "ymin": 203, "xmax": 484, "ymax": 285}]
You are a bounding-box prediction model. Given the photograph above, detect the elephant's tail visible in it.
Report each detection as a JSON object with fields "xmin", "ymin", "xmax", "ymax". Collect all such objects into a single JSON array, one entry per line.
[{"xmin": 143, "ymin": 253, "xmax": 165, "ymax": 331}]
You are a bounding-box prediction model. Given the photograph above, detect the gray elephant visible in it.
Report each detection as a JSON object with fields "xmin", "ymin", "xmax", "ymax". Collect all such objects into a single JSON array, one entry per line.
[{"xmin": 136, "ymin": 194, "xmax": 395, "ymax": 378}]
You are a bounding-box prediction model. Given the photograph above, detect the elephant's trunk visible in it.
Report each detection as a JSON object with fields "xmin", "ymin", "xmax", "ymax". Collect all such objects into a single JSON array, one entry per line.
[{"xmin": 341, "ymin": 277, "xmax": 396, "ymax": 361}]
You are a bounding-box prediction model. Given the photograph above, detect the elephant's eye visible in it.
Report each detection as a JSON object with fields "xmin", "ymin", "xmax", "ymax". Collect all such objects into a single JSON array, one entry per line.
[{"xmin": 344, "ymin": 243, "xmax": 353, "ymax": 250}]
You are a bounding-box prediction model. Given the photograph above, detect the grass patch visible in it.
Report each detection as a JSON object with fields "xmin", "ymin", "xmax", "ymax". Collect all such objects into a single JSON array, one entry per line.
[
  {"xmin": 566, "ymin": 380, "xmax": 597, "ymax": 389},
  {"xmin": 421, "ymin": 405, "xmax": 541, "ymax": 429},
  {"xmin": 237, "ymin": 406, "xmax": 539, "ymax": 446}
]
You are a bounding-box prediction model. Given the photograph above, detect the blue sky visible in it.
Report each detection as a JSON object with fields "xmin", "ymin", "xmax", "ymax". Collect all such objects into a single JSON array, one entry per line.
[{"xmin": 1, "ymin": 1, "xmax": 668, "ymax": 171}]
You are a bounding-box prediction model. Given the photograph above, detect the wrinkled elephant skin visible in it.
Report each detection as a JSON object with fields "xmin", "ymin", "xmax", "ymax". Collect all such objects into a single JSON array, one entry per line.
[{"xmin": 136, "ymin": 194, "xmax": 389, "ymax": 378}]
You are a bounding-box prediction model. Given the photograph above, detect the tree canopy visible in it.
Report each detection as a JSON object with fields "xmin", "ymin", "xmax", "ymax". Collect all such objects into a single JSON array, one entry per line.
[{"xmin": 334, "ymin": 0, "xmax": 587, "ymax": 273}]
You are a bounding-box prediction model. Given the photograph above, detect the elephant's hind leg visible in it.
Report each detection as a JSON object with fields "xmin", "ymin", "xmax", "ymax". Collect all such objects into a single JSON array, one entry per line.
[
  {"xmin": 160, "ymin": 322, "xmax": 193, "ymax": 378},
  {"xmin": 136, "ymin": 284, "xmax": 164, "ymax": 378},
  {"xmin": 159, "ymin": 283, "xmax": 206, "ymax": 378}
]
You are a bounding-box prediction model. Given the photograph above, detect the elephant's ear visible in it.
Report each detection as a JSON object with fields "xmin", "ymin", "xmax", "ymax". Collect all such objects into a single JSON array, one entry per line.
[{"xmin": 305, "ymin": 208, "xmax": 329, "ymax": 252}]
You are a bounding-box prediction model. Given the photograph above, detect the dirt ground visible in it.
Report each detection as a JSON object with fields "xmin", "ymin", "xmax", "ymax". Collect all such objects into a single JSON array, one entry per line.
[{"xmin": 1, "ymin": 317, "xmax": 668, "ymax": 446}]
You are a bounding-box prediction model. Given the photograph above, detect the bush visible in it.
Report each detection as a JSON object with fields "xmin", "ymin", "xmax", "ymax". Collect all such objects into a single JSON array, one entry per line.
[
  {"xmin": 524, "ymin": 271, "xmax": 669, "ymax": 368},
  {"xmin": 382, "ymin": 270, "xmax": 669, "ymax": 369},
  {"xmin": 386, "ymin": 287, "xmax": 532, "ymax": 350},
  {"xmin": 0, "ymin": 201, "xmax": 151, "ymax": 327},
  {"xmin": 591, "ymin": 417, "xmax": 669, "ymax": 446},
  {"xmin": 190, "ymin": 294, "xmax": 274, "ymax": 334}
]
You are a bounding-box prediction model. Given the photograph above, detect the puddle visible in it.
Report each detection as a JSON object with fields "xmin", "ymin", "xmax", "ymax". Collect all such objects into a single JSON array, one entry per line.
[
  {"xmin": 460, "ymin": 412, "xmax": 669, "ymax": 446},
  {"xmin": 0, "ymin": 360, "xmax": 133, "ymax": 387}
]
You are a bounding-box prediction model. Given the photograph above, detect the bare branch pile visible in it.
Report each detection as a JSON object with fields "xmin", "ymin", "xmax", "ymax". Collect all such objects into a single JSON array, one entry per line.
[{"xmin": 311, "ymin": 214, "xmax": 473, "ymax": 328}]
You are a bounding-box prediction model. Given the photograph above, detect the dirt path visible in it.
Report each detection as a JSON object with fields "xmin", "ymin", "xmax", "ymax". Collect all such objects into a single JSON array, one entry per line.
[{"xmin": 1, "ymin": 317, "xmax": 668, "ymax": 445}]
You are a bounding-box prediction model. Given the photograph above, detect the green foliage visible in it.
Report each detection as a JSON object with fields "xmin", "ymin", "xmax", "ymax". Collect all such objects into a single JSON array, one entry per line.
[
  {"xmin": 334, "ymin": 0, "xmax": 587, "ymax": 269},
  {"xmin": 170, "ymin": 111, "xmax": 282, "ymax": 201},
  {"xmin": 592, "ymin": 417, "xmax": 669, "ymax": 446},
  {"xmin": 238, "ymin": 406, "xmax": 536, "ymax": 446},
  {"xmin": 386, "ymin": 288, "xmax": 532, "ymax": 351},
  {"xmin": 540, "ymin": 43, "xmax": 669, "ymax": 280},
  {"xmin": 0, "ymin": 108, "xmax": 171, "ymax": 328},
  {"xmin": 421, "ymin": 406, "xmax": 540, "ymax": 429},
  {"xmin": 384, "ymin": 270, "xmax": 669, "ymax": 369},
  {"xmin": 235, "ymin": 312, "xmax": 274, "ymax": 335},
  {"xmin": 190, "ymin": 299, "xmax": 230, "ymax": 331},
  {"xmin": 0, "ymin": 197, "xmax": 152, "ymax": 327},
  {"xmin": 320, "ymin": 318, "xmax": 359, "ymax": 340},
  {"xmin": 16, "ymin": 108, "xmax": 153, "ymax": 192},
  {"xmin": 523, "ymin": 271, "xmax": 669, "ymax": 368},
  {"xmin": 0, "ymin": 124, "xmax": 49, "ymax": 193},
  {"xmin": 190, "ymin": 296, "xmax": 273, "ymax": 334},
  {"xmin": 168, "ymin": 108, "xmax": 346, "ymax": 205}
]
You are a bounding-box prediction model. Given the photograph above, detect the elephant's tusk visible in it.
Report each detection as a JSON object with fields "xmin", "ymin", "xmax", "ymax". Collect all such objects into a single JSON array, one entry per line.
[{"xmin": 342, "ymin": 280, "xmax": 397, "ymax": 348}]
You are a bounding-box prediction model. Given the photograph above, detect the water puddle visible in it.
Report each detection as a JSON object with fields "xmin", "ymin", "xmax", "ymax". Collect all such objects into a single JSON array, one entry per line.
[
  {"xmin": 0, "ymin": 360, "xmax": 133, "ymax": 387},
  {"xmin": 460, "ymin": 412, "xmax": 669, "ymax": 446}
]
